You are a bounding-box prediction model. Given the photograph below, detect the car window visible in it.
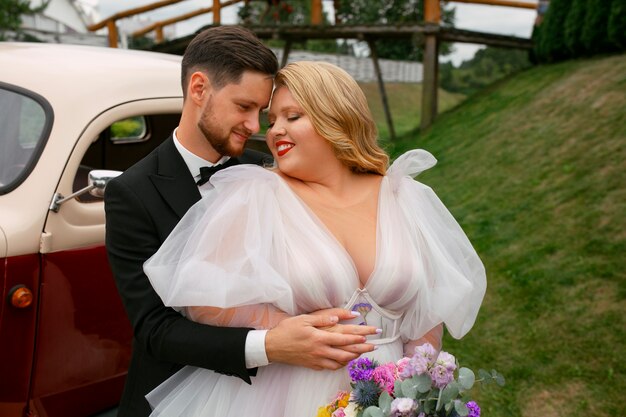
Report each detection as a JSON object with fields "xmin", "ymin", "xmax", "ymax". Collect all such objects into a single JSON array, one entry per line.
[
  {"xmin": 73, "ymin": 113, "xmax": 180, "ymax": 202},
  {"xmin": 110, "ymin": 116, "xmax": 149, "ymax": 144},
  {"xmin": 0, "ymin": 84, "xmax": 52, "ymax": 194}
]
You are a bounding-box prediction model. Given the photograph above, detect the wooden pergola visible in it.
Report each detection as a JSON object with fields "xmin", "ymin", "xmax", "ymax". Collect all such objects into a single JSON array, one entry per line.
[{"xmin": 88, "ymin": 0, "xmax": 537, "ymax": 134}]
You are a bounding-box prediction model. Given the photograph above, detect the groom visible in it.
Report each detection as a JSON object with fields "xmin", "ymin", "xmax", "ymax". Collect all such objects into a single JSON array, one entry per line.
[{"xmin": 105, "ymin": 26, "xmax": 376, "ymax": 417}]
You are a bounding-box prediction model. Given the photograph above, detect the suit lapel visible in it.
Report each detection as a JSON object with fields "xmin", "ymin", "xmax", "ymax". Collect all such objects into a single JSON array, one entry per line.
[{"xmin": 149, "ymin": 137, "xmax": 201, "ymax": 219}]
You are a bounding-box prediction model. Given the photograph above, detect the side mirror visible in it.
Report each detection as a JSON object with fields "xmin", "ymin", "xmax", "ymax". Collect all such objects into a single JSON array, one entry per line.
[
  {"xmin": 87, "ymin": 169, "xmax": 122, "ymax": 198},
  {"xmin": 49, "ymin": 169, "xmax": 122, "ymax": 212}
]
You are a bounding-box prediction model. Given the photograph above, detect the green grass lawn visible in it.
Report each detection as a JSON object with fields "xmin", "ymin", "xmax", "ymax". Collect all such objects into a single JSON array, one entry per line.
[
  {"xmin": 358, "ymin": 82, "xmax": 465, "ymax": 141},
  {"xmin": 373, "ymin": 54, "xmax": 626, "ymax": 417}
]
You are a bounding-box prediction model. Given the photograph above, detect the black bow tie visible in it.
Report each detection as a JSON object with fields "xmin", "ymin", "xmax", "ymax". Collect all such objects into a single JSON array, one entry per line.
[{"xmin": 196, "ymin": 158, "xmax": 238, "ymax": 186}]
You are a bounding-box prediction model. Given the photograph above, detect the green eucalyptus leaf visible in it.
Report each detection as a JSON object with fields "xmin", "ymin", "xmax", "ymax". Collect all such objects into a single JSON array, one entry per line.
[
  {"xmin": 379, "ymin": 391, "xmax": 392, "ymax": 414},
  {"xmin": 415, "ymin": 373, "xmax": 433, "ymax": 393},
  {"xmin": 362, "ymin": 406, "xmax": 384, "ymax": 417},
  {"xmin": 401, "ymin": 379, "xmax": 418, "ymax": 398},
  {"xmin": 394, "ymin": 379, "xmax": 404, "ymax": 397},
  {"xmin": 455, "ymin": 400, "xmax": 469, "ymax": 416},
  {"xmin": 424, "ymin": 398, "xmax": 435, "ymax": 415},
  {"xmin": 445, "ymin": 401, "xmax": 454, "ymax": 413},
  {"xmin": 478, "ymin": 369, "xmax": 492, "ymax": 384},
  {"xmin": 495, "ymin": 372, "xmax": 506, "ymax": 387},
  {"xmin": 458, "ymin": 367, "xmax": 475, "ymax": 390},
  {"xmin": 438, "ymin": 381, "xmax": 460, "ymax": 409}
]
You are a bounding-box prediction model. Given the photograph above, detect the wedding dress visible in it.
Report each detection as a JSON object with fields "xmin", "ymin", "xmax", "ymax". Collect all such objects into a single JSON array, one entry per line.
[{"xmin": 144, "ymin": 149, "xmax": 486, "ymax": 417}]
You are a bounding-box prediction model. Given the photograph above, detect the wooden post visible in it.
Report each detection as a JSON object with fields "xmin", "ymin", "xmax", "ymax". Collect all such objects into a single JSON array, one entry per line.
[
  {"xmin": 421, "ymin": 35, "xmax": 439, "ymax": 131},
  {"xmin": 213, "ymin": 0, "xmax": 221, "ymax": 24},
  {"xmin": 106, "ymin": 20, "xmax": 118, "ymax": 48},
  {"xmin": 281, "ymin": 38, "xmax": 293, "ymax": 68},
  {"xmin": 155, "ymin": 26, "xmax": 164, "ymax": 43},
  {"xmin": 368, "ymin": 39, "xmax": 396, "ymax": 141},
  {"xmin": 421, "ymin": 0, "xmax": 440, "ymax": 131},
  {"xmin": 311, "ymin": 0, "xmax": 322, "ymax": 25}
]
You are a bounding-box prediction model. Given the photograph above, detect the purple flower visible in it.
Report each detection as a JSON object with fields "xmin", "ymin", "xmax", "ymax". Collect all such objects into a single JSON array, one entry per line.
[
  {"xmin": 429, "ymin": 362, "xmax": 454, "ymax": 389},
  {"xmin": 414, "ymin": 343, "xmax": 438, "ymax": 365},
  {"xmin": 466, "ymin": 401, "xmax": 481, "ymax": 417},
  {"xmin": 429, "ymin": 350, "xmax": 457, "ymax": 389},
  {"xmin": 435, "ymin": 351, "xmax": 457, "ymax": 372},
  {"xmin": 400, "ymin": 354, "xmax": 429, "ymax": 378},
  {"xmin": 348, "ymin": 357, "xmax": 376, "ymax": 382}
]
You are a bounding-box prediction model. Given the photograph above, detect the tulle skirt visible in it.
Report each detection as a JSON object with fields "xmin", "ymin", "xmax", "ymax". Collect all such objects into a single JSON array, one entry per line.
[{"xmin": 147, "ymin": 340, "xmax": 403, "ymax": 417}]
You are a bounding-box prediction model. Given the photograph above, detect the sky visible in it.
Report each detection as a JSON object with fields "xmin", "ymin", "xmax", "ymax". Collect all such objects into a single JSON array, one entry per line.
[{"xmin": 92, "ymin": 0, "xmax": 538, "ymax": 66}]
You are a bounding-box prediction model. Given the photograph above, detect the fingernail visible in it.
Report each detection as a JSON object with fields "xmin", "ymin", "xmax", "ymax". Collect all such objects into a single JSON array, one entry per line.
[
  {"xmin": 376, "ymin": 328, "xmax": 383, "ymax": 334},
  {"xmin": 350, "ymin": 311, "xmax": 361, "ymax": 317},
  {"xmin": 373, "ymin": 346, "xmax": 379, "ymax": 350},
  {"xmin": 330, "ymin": 316, "xmax": 339, "ymax": 323}
]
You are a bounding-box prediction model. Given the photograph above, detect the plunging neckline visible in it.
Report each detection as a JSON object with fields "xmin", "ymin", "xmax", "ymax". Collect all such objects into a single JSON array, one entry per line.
[{"xmin": 275, "ymin": 174, "xmax": 386, "ymax": 290}]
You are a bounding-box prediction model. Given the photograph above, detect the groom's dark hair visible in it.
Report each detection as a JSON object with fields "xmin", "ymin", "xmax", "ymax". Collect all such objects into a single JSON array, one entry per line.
[{"xmin": 181, "ymin": 25, "xmax": 278, "ymax": 97}]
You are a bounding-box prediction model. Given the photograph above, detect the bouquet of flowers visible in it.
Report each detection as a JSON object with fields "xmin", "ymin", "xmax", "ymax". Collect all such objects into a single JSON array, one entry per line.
[{"xmin": 316, "ymin": 343, "xmax": 504, "ymax": 417}]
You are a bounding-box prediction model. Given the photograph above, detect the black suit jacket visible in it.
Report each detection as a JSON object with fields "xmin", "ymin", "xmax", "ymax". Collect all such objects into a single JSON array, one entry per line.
[{"xmin": 105, "ymin": 136, "xmax": 271, "ymax": 417}]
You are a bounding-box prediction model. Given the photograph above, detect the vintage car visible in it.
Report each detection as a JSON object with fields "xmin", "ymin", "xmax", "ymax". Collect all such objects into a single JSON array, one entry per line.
[{"xmin": 0, "ymin": 42, "xmax": 197, "ymax": 417}]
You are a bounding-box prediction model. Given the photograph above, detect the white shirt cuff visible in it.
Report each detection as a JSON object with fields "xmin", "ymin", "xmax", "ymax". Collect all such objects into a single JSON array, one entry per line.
[{"xmin": 245, "ymin": 329, "xmax": 269, "ymax": 369}]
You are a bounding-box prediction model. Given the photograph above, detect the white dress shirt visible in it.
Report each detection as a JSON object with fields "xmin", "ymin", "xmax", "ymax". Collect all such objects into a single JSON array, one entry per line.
[{"xmin": 172, "ymin": 129, "xmax": 269, "ymax": 369}]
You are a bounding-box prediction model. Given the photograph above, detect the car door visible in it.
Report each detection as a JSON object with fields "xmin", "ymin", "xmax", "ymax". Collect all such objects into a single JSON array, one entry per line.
[{"xmin": 31, "ymin": 99, "xmax": 182, "ymax": 417}]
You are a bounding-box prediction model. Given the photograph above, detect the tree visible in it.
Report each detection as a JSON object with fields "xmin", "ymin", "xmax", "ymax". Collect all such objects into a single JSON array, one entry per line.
[
  {"xmin": 563, "ymin": 0, "xmax": 587, "ymax": 57},
  {"xmin": 537, "ymin": 0, "xmax": 571, "ymax": 62},
  {"xmin": 440, "ymin": 47, "xmax": 531, "ymax": 96},
  {"xmin": 581, "ymin": 0, "xmax": 612, "ymax": 55},
  {"xmin": 0, "ymin": 0, "xmax": 48, "ymax": 41},
  {"xmin": 335, "ymin": 0, "xmax": 455, "ymax": 61},
  {"xmin": 607, "ymin": 0, "xmax": 626, "ymax": 51},
  {"xmin": 238, "ymin": 0, "xmax": 337, "ymax": 52}
]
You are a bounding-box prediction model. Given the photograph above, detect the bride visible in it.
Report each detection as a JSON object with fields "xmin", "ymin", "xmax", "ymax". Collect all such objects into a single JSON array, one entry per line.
[{"xmin": 143, "ymin": 61, "xmax": 486, "ymax": 416}]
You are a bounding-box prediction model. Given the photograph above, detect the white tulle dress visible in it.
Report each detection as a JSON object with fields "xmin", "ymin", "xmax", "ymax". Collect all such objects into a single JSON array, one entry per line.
[{"xmin": 143, "ymin": 149, "xmax": 486, "ymax": 417}]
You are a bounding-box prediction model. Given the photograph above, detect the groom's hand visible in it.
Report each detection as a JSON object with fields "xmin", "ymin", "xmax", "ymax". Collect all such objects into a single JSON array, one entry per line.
[{"xmin": 265, "ymin": 311, "xmax": 377, "ymax": 370}]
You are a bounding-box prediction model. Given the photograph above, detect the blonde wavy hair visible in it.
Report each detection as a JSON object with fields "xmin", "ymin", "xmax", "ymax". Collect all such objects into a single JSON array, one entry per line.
[{"xmin": 274, "ymin": 61, "xmax": 389, "ymax": 175}]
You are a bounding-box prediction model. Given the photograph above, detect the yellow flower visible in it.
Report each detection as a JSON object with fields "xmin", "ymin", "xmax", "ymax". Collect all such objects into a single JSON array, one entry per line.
[
  {"xmin": 316, "ymin": 406, "xmax": 332, "ymax": 417},
  {"xmin": 337, "ymin": 392, "xmax": 350, "ymax": 408}
]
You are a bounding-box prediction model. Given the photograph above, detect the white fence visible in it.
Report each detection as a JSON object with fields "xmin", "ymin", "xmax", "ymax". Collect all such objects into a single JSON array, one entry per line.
[{"xmin": 271, "ymin": 48, "xmax": 423, "ymax": 83}]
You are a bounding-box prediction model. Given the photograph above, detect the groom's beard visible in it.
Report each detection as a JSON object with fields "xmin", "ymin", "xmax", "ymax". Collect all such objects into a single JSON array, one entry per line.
[{"xmin": 198, "ymin": 104, "xmax": 248, "ymax": 157}]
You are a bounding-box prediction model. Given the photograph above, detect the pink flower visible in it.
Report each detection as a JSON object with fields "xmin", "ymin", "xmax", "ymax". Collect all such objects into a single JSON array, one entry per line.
[
  {"xmin": 331, "ymin": 409, "xmax": 346, "ymax": 417},
  {"xmin": 372, "ymin": 363, "xmax": 397, "ymax": 394},
  {"xmin": 396, "ymin": 357, "xmax": 410, "ymax": 377}
]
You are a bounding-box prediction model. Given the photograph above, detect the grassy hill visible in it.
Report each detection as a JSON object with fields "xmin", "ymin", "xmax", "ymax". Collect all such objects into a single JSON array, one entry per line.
[{"xmin": 375, "ymin": 54, "xmax": 625, "ymax": 417}]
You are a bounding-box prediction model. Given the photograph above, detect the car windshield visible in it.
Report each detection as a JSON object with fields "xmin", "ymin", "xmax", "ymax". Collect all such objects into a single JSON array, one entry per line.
[{"xmin": 0, "ymin": 85, "xmax": 51, "ymax": 194}]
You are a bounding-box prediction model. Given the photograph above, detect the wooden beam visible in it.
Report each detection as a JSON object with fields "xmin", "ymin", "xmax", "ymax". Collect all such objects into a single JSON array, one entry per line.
[
  {"xmin": 87, "ymin": 0, "xmax": 186, "ymax": 31},
  {"xmin": 151, "ymin": 24, "xmax": 533, "ymax": 54},
  {"xmin": 449, "ymin": 0, "xmax": 537, "ymax": 9},
  {"xmin": 133, "ymin": 0, "xmax": 240, "ymax": 38},
  {"xmin": 367, "ymin": 39, "xmax": 396, "ymax": 141}
]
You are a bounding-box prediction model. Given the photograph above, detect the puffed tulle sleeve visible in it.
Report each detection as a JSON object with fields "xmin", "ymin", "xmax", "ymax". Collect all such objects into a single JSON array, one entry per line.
[
  {"xmin": 144, "ymin": 165, "xmax": 297, "ymax": 329},
  {"xmin": 383, "ymin": 150, "xmax": 486, "ymax": 340}
]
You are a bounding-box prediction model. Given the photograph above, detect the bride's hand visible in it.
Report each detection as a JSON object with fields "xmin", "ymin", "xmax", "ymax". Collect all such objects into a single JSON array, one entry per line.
[{"xmin": 265, "ymin": 311, "xmax": 377, "ymax": 370}]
